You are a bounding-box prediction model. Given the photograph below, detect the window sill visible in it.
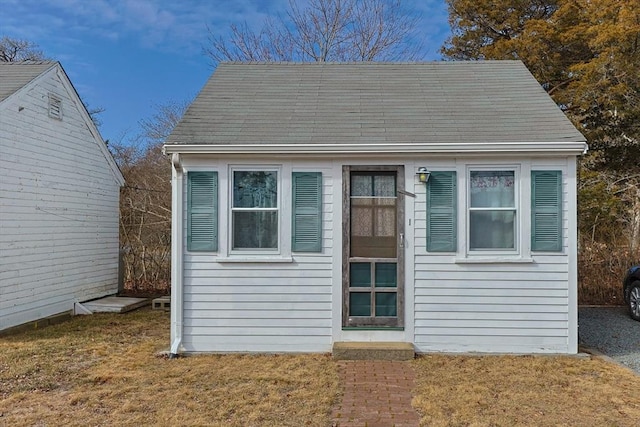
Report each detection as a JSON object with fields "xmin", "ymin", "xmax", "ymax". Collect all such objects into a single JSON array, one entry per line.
[
  {"xmin": 216, "ymin": 256, "xmax": 294, "ymax": 263},
  {"xmin": 455, "ymin": 257, "xmax": 534, "ymax": 264}
]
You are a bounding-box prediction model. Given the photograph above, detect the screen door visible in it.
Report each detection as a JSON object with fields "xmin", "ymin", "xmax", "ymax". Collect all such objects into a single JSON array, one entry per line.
[{"xmin": 342, "ymin": 166, "xmax": 404, "ymax": 327}]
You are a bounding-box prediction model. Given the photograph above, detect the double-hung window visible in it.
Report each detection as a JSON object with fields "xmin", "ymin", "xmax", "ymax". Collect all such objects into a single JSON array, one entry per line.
[
  {"xmin": 468, "ymin": 170, "xmax": 517, "ymax": 251},
  {"xmin": 231, "ymin": 169, "xmax": 279, "ymax": 251},
  {"xmin": 427, "ymin": 166, "xmax": 562, "ymax": 257},
  {"xmin": 187, "ymin": 166, "xmax": 322, "ymax": 256}
]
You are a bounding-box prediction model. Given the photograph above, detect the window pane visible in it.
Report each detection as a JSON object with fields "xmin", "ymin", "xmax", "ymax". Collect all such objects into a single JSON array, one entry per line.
[
  {"xmin": 375, "ymin": 292, "xmax": 397, "ymax": 316},
  {"xmin": 350, "ymin": 292, "xmax": 371, "ymax": 316},
  {"xmin": 233, "ymin": 211, "xmax": 278, "ymax": 249},
  {"xmin": 470, "ymin": 171, "xmax": 514, "ymax": 208},
  {"xmin": 350, "ymin": 263, "xmax": 371, "ymax": 287},
  {"xmin": 233, "ymin": 171, "xmax": 277, "ymax": 208},
  {"xmin": 375, "ymin": 263, "xmax": 396, "ymax": 287},
  {"xmin": 470, "ymin": 211, "xmax": 515, "ymax": 249},
  {"xmin": 373, "ymin": 175, "xmax": 396, "ymax": 197},
  {"xmin": 351, "ymin": 198, "xmax": 396, "ymax": 237},
  {"xmin": 350, "ymin": 197, "xmax": 396, "ymax": 258},
  {"xmin": 351, "ymin": 173, "xmax": 396, "ymax": 197},
  {"xmin": 351, "ymin": 175, "xmax": 373, "ymax": 197}
]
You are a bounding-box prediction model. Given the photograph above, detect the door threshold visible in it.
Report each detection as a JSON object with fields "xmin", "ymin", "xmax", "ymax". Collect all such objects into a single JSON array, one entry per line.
[{"xmin": 333, "ymin": 341, "xmax": 415, "ymax": 360}]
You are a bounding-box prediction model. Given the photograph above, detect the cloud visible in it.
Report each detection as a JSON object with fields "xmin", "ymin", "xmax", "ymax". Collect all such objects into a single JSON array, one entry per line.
[
  {"xmin": 0, "ymin": 0, "xmax": 449, "ymax": 59},
  {"xmin": 0, "ymin": 0, "xmax": 291, "ymax": 55}
]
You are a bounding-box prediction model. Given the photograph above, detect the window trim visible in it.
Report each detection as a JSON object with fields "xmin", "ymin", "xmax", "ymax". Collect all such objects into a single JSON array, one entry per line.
[
  {"xmin": 228, "ymin": 166, "xmax": 282, "ymax": 255},
  {"xmin": 465, "ymin": 165, "xmax": 522, "ymax": 257}
]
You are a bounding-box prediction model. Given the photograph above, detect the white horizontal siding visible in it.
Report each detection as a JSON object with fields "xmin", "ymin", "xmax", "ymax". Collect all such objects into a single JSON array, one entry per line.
[
  {"xmin": 411, "ymin": 158, "xmax": 573, "ymax": 353},
  {"xmin": 176, "ymin": 155, "xmax": 576, "ymax": 354},
  {"xmin": 0, "ymin": 68, "xmax": 120, "ymax": 331},
  {"xmin": 180, "ymin": 161, "xmax": 334, "ymax": 353}
]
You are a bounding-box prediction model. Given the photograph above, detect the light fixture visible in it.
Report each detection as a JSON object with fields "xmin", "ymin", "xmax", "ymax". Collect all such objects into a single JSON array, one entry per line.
[{"xmin": 416, "ymin": 167, "xmax": 431, "ymax": 184}]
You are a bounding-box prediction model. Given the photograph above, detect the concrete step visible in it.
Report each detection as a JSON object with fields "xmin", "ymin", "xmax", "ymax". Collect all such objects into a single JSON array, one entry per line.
[
  {"xmin": 332, "ymin": 342, "xmax": 415, "ymax": 361},
  {"xmin": 79, "ymin": 296, "xmax": 150, "ymax": 314}
]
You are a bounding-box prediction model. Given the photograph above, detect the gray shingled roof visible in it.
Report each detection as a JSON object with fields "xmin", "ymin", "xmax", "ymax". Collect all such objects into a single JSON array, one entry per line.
[
  {"xmin": 0, "ymin": 61, "xmax": 57, "ymax": 103},
  {"xmin": 166, "ymin": 61, "xmax": 585, "ymax": 146}
]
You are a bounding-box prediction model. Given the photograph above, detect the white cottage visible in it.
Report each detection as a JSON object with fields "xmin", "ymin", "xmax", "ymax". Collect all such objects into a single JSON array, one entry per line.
[
  {"xmin": 0, "ymin": 61, "xmax": 124, "ymax": 331},
  {"xmin": 164, "ymin": 62, "xmax": 587, "ymax": 355}
]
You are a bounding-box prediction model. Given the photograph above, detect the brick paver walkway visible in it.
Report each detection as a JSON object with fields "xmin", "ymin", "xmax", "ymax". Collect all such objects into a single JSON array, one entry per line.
[{"xmin": 331, "ymin": 360, "xmax": 421, "ymax": 427}]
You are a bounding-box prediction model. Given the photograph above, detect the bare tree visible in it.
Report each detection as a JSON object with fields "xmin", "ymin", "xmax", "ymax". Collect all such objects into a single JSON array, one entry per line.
[
  {"xmin": 204, "ymin": 0, "xmax": 422, "ymax": 64},
  {"xmin": 139, "ymin": 99, "xmax": 191, "ymax": 145},
  {"xmin": 0, "ymin": 36, "xmax": 47, "ymax": 62},
  {"xmin": 113, "ymin": 100, "xmax": 191, "ymax": 294}
]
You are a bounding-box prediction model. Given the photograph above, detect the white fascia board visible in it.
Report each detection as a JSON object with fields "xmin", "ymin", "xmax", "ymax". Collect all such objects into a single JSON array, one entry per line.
[{"xmin": 163, "ymin": 141, "xmax": 588, "ymax": 157}]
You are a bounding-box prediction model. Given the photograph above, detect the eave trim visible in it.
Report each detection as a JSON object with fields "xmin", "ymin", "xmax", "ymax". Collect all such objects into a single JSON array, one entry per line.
[{"xmin": 163, "ymin": 142, "xmax": 588, "ymax": 156}]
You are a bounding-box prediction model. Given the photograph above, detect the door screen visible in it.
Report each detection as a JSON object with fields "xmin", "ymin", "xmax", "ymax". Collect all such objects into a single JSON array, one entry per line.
[{"xmin": 343, "ymin": 167, "xmax": 404, "ymax": 327}]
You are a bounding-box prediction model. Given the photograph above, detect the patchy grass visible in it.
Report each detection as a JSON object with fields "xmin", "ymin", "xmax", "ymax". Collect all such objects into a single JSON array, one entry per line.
[
  {"xmin": 0, "ymin": 310, "xmax": 339, "ymax": 426},
  {"xmin": 3, "ymin": 310, "xmax": 640, "ymax": 426},
  {"xmin": 412, "ymin": 354, "xmax": 640, "ymax": 427}
]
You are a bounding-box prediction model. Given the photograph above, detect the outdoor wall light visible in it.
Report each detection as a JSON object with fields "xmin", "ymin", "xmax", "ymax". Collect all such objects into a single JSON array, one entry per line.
[{"xmin": 416, "ymin": 167, "xmax": 431, "ymax": 184}]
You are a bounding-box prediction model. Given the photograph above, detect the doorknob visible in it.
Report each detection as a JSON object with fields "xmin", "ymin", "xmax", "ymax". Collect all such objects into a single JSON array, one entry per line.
[{"xmin": 399, "ymin": 233, "xmax": 404, "ymax": 248}]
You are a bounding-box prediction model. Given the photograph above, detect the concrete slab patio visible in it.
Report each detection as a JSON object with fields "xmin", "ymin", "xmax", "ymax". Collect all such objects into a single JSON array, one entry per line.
[{"xmin": 78, "ymin": 296, "xmax": 150, "ymax": 314}]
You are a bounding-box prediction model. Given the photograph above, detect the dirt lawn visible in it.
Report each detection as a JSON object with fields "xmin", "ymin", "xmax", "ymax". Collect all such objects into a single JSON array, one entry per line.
[{"xmin": 1, "ymin": 309, "xmax": 639, "ymax": 426}]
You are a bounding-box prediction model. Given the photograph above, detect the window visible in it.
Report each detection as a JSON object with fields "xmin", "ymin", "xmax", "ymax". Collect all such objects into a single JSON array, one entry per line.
[
  {"xmin": 426, "ymin": 166, "xmax": 563, "ymax": 258},
  {"xmin": 186, "ymin": 168, "xmax": 323, "ymax": 257},
  {"xmin": 468, "ymin": 170, "xmax": 517, "ymax": 251},
  {"xmin": 231, "ymin": 170, "xmax": 279, "ymax": 250},
  {"xmin": 350, "ymin": 172, "xmax": 397, "ymax": 258}
]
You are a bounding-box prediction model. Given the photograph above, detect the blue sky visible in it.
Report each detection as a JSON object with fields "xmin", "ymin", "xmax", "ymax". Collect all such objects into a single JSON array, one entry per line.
[{"xmin": 1, "ymin": 0, "xmax": 451, "ymax": 145}]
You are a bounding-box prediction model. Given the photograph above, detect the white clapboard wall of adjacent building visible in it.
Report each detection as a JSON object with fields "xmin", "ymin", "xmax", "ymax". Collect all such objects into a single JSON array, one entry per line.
[{"xmin": 0, "ymin": 61, "xmax": 124, "ymax": 331}]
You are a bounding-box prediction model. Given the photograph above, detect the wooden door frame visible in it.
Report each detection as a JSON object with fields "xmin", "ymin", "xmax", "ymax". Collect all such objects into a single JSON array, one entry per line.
[{"xmin": 342, "ymin": 165, "xmax": 405, "ymax": 328}]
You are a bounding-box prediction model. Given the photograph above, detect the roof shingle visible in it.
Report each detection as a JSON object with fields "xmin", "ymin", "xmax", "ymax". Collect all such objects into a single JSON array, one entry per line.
[
  {"xmin": 167, "ymin": 61, "xmax": 586, "ymax": 146},
  {"xmin": 0, "ymin": 61, "xmax": 56, "ymax": 103}
]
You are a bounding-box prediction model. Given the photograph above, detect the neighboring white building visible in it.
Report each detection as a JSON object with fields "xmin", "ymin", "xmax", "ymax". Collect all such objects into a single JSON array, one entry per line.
[
  {"xmin": 0, "ymin": 61, "xmax": 124, "ymax": 331},
  {"xmin": 164, "ymin": 62, "xmax": 587, "ymax": 355}
]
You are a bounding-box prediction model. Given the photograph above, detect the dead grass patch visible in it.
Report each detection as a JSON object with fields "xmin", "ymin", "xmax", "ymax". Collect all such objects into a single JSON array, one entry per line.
[
  {"xmin": 0, "ymin": 310, "xmax": 339, "ymax": 426},
  {"xmin": 3, "ymin": 310, "xmax": 640, "ymax": 426},
  {"xmin": 412, "ymin": 354, "xmax": 640, "ymax": 427}
]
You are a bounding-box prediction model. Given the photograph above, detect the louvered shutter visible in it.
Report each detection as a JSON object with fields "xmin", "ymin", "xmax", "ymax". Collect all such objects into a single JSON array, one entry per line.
[
  {"xmin": 187, "ymin": 171, "xmax": 218, "ymax": 252},
  {"xmin": 427, "ymin": 171, "xmax": 457, "ymax": 252},
  {"xmin": 292, "ymin": 172, "xmax": 322, "ymax": 252},
  {"xmin": 531, "ymin": 170, "xmax": 562, "ymax": 251}
]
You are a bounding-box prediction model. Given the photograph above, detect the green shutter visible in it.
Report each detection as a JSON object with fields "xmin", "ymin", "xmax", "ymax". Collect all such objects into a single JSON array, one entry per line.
[
  {"xmin": 292, "ymin": 172, "xmax": 322, "ymax": 252},
  {"xmin": 531, "ymin": 170, "xmax": 562, "ymax": 252},
  {"xmin": 427, "ymin": 171, "xmax": 457, "ymax": 252},
  {"xmin": 187, "ymin": 171, "xmax": 218, "ymax": 252}
]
